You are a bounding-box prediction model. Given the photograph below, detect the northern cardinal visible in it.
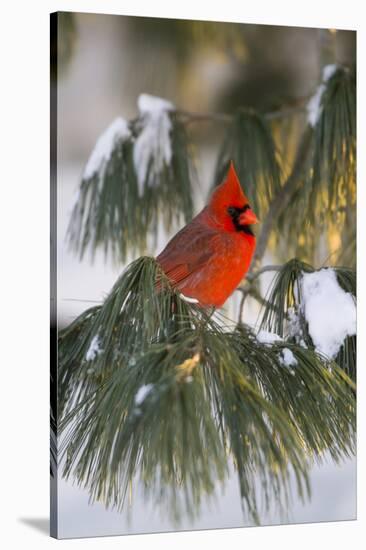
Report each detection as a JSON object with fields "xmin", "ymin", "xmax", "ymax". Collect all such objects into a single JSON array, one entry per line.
[{"xmin": 156, "ymin": 162, "xmax": 258, "ymax": 308}]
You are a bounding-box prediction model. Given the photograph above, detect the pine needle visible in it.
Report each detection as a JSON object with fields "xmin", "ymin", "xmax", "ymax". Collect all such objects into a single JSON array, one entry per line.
[
  {"xmin": 213, "ymin": 109, "xmax": 282, "ymax": 218},
  {"xmin": 66, "ymin": 114, "xmax": 194, "ymax": 263},
  {"xmin": 58, "ymin": 256, "xmax": 356, "ymax": 524}
]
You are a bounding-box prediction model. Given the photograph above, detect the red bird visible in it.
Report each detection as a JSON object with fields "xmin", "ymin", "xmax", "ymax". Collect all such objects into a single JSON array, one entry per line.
[{"xmin": 156, "ymin": 162, "xmax": 258, "ymax": 308}]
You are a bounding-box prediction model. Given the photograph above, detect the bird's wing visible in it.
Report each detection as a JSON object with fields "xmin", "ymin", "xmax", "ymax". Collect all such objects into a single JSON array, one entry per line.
[{"xmin": 157, "ymin": 222, "xmax": 220, "ymax": 286}]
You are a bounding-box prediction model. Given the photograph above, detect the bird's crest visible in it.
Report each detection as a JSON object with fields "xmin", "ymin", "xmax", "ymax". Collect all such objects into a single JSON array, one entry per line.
[{"xmin": 209, "ymin": 161, "xmax": 249, "ymax": 216}]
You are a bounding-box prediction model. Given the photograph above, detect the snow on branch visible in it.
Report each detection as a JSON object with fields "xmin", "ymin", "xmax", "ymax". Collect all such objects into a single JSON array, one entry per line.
[
  {"xmin": 83, "ymin": 117, "xmax": 131, "ymax": 180},
  {"xmin": 85, "ymin": 334, "xmax": 103, "ymax": 362},
  {"xmin": 134, "ymin": 383, "xmax": 154, "ymax": 405},
  {"xmin": 133, "ymin": 94, "xmax": 174, "ymax": 196},
  {"xmin": 256, "ymin": 330, "xmax": 283, "ymax": 346},
  {"xmin": 67, "ymin": 94, "xmax": 193, "ymax": 262},
  {"xmin": 259, "ymin": 259, "xmax": 356, "ymax": 378},
  {"xmin": 300, "ymin": 268, "xmax": 356, "ymax": 359},
  {"xmin": 306, "ymin": 64, "xmax": 338, "ymax": 127}
]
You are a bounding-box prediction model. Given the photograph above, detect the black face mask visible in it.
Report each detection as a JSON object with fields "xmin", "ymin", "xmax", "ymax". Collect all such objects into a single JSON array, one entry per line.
[{"xmin": 227, "ymin": 205, "xmax": 255, "ymax": 236}]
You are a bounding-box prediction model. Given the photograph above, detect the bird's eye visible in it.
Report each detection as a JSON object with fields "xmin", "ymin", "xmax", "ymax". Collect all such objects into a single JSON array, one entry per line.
[{"xmin": 227, "ymin": 207, "xmax": 236, "ymax": 216}]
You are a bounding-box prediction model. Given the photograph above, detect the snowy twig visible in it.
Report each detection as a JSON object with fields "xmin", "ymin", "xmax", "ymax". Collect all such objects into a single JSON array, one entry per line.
[
  {"xmin": 237, "ymin": 264, "xmax": 281, "ymax": 322},
  {"xmin": 246, "ymin": 264, "xmax": 282, "ymax": 282},
  {"xmin": 237, "ymin": 277, "xmax": 279, "ymax": 324}
]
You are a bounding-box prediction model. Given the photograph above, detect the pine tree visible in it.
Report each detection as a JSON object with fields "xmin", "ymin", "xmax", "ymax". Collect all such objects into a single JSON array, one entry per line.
[{"xmin": 55, "ymin": 28, "xmax": 356, "ymax": 525}]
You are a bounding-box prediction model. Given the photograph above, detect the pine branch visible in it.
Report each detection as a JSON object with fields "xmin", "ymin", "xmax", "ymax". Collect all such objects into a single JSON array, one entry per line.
[
  {"xmin": 274, "ymin": 65, "xmax": 356, "ymax": 264},
  {"xmin": 237, "ymin": 281, "xmax": 279, "ymax": 325},
  {"xmin": 246, "ymin": 264, "xmax": 282, "ymax": 282},
  {"xmin": 59, "ymin": 63, "xmax": 356, "ymax": 522},
  {"xmin": 177, "ymin": 103, "xmax": 307, "ymax": 125},
  {"xmin": 259, "ymin": 258, "xmax": 356, "ymax": 380},
  {"xmin": 247, "ymin": 64, "xmax": 355, "ymax": 269},
  {"xmin": 250, "ymin": 126, "xmax": 313, "ymax": 272},
  {"xmin": 213, "ymin": 110, "xmax": 283, "ymax": 220},
  {"xmin": 311, "ymin": 66, "xmax": 356, "ymax": 211},
  {"xmin": 58, "ymin": 257, "xmax": 356, "ymax": 524},
  {"xmin": 237, "ymin": 267, "xmax": 282, "ymax": 323},
  {"xmin": 67, "ymin": 109, "xmax": 194, "ymax": 263}
]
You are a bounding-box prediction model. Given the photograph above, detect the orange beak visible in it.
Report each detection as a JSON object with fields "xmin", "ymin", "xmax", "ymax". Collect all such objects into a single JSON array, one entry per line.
[{"xmin": 238, "ymin": 208, "xmax": 259, "ymax": 225}]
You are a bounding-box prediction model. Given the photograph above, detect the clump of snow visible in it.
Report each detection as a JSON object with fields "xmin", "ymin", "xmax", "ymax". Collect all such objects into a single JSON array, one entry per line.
[
  {"xmin": 286, "ymin": 307, "xmax": 307, "ymax": 348},
  {"xmin": 85, "ymin": 335, "xmax": 103, "ymax": 361},
  {"xmin": 307, "ymin": 64, "xmax": 338, "ymax": 127},
  {"xmin": 322, "ymin": 64, "xmax": 338, "ymax": 82},
  {"xmin": 138, "ymin": 94, "xmax": 174, "ymax": 116},
  {"xmin": 286, "ymin": 307, "xmax": 302, "ymax": 338},
  {"xmin": 83, "ymin": 117, "xmax": 131, "ymax": 180},
  {"xmin": 279, "ymin": 348, "xmax": 298, "ymax": 368},
  {"xmin": 286, "ymin": 306, "xmax": 301, "ymax": 338},
  {"xmin": 133, "ymin": 94, "xmax": 174, "ymax": 197},
  {"xmin": 179, "ymin": 293, "xmax": 199, "ymax": 304},
  {"xmin": 256, "ymin": 330, "xmax": 283, "ymax": 346},
  {"xmin": 301, "ymin": 268, "xmax": 356, "ymax": 359},
  {"xmin": 134, "ymin": 383, "xmax": 154, "ymax": 406},
  {"xmin": 307, "ymin": 85, "xmax": 326, "ymax": 127}
]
